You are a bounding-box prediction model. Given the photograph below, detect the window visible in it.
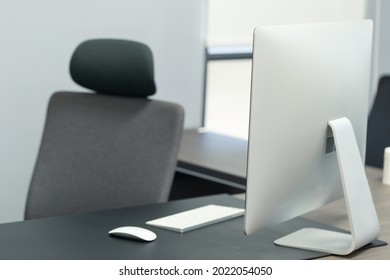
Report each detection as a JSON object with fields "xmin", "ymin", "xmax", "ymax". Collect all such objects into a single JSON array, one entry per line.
[{"xmin": 204, "ymin": 0, "xmax": 367, "ymax": 139}]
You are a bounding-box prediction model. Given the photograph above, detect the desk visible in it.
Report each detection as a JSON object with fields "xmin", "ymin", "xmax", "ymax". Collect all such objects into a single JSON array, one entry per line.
[
  {"xmin": 170, "ymin": 129, "xmax": 247, "ymax": 200},
  {"xmin": 177, "ymin": 128, "xmax": 247, "ymax": 189},
  {"xmin": 0, "ymin": 194, "xmax": 343, "ymax": 260},
  {"xmin": 0, "ymin": 173, "xmax": 388, "ymax": 260}
]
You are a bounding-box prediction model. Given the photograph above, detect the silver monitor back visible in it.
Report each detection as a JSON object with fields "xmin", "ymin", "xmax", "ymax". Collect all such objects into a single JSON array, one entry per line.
[{"xmin": 245, "ymin": 20, "xmax": 373, "ymax": 236}]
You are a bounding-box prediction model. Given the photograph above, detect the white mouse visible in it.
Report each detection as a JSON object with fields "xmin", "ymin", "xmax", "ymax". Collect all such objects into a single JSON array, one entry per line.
[{"xmin": 108, "ymin": 226, "xmax": 157, "ymax": 242}]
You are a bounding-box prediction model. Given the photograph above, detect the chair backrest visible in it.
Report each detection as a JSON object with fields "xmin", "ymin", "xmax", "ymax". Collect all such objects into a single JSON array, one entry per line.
[
  {"xmin": 25, "ymin": 39, "xmax": 184, "ymax": 219},
  {"xmin": 366, "ymin": 76, "xmax": 390, "ymax": 168}
]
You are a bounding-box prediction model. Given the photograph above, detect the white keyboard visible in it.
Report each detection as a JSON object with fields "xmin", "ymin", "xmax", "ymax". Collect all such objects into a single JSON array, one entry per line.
[{"xmin": 146, "ymin": 204, "xmax": 245, "ymax": 233}]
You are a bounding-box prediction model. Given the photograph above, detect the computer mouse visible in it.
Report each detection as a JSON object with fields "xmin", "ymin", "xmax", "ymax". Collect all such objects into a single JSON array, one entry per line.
[{"xmin": 108, "ymin": 226, "xmax": 157, "ymax": 242}]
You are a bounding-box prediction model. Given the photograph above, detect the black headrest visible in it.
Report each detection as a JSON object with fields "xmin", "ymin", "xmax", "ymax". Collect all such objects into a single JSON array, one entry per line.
[{"xmin": 70, "ymin": 39, "xmax": 156, "ymax": 97}]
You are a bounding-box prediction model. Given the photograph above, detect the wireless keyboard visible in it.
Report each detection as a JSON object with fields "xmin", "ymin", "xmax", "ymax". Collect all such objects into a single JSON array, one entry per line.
[{"xmin": 146, "ymin": 204, "xmax": 245, "ymax": 233}]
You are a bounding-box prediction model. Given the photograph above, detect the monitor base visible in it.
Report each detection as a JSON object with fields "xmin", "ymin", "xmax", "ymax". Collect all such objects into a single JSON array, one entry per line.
[
  {"xmin": 275, "ymin": 117, "xmax": 380, "ymax": 255},
  {"xmin": 275, "ymin": 228, "xmax": 353, "ymax": 255}
]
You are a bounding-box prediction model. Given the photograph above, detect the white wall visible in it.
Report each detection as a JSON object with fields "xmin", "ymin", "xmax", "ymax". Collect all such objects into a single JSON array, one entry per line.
[
  {"xmin": 207, "ymin": 0, "xmax": 366, "ymax": 45},
  {"xmin": 0, "ymin": 0, "xmax": 207, "ymax": 223}
]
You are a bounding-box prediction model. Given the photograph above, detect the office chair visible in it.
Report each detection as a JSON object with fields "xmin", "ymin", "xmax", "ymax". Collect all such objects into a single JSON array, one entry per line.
[
  {"xmin": 25, "ymin": 39, "xmax": 184, "ymax": 219},
  {"xmin": 366, "ymin": 76, "xmax": 390, "ymax": 168}
]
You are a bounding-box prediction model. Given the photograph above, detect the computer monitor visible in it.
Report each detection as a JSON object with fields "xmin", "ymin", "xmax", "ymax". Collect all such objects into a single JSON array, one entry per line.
[{"xmin": 245, "ymin": 20, "xmax": 379, "ymax": 255}]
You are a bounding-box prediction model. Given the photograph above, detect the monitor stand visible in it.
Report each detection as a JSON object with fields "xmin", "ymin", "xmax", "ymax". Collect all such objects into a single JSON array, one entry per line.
[{"xmin": 274, "ymin": 117, "xmax": 380, "ymax": 255}]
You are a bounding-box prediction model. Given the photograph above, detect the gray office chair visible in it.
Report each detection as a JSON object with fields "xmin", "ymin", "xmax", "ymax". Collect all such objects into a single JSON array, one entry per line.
[
  {"xmin": 366, "ymin": 76, "xmax": 390, "ymax": 168},
  {"xmin": 25, "ymin": 39, "xmax": 184, "ymax": 219}
]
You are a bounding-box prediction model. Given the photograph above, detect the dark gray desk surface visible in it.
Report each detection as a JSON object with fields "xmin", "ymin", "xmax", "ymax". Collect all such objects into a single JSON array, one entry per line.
[
  {"xmin": 0, "ymin": 194, "xmax": 384, "ymax": 260},
  {"xmin": 177, "ymin": 128, "xmax": 247, "ymax": 188}
]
